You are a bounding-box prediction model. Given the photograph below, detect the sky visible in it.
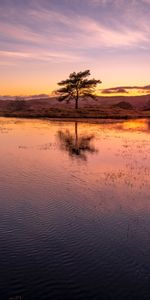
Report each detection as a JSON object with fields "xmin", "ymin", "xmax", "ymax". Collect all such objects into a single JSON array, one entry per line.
[{"xmin": 0, "ymin": 0, "xmax": 150, "ymax": 96}]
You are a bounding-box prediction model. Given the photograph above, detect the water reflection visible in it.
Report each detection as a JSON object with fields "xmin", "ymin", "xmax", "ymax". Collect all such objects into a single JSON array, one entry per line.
[
  {"xmin": 0, "ymin": 118, "xmax": 150, "ymax": 300},
  {"xmin": 57, "ymin": 122, "xmax": 98, "ymax": 161},
  {"xmin": 111, "ymin": 119, "xmax": 150, "ymax": 133}
]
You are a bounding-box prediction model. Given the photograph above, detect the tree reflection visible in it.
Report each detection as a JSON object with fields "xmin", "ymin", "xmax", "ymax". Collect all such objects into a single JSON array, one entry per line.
[{"xmin": 57, "ymin": 122, "xmax": 97, "ymax": 161}]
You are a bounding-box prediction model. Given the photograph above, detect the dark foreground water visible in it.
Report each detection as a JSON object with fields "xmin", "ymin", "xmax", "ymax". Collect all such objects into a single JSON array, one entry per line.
[{"xmin": 0, "ymin": 118, "xmax": 150, "ymax": 300}]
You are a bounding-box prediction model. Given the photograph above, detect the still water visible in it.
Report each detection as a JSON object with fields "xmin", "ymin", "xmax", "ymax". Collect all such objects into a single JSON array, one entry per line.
[{"xmin": 0, "ymin": 118, "xmax": 150, "ymax": 300}]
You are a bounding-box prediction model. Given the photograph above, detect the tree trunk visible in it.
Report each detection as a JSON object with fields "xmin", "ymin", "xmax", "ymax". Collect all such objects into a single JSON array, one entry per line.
[{"xmin": 75, "ymin": 122, "xmax": 78, "ymax": 147}]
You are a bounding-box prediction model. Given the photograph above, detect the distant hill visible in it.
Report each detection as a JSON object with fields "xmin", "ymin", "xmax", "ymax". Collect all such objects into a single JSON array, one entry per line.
[
  {"xmin": 0, "ymin": 93, "xmax": 150, "ymax": 109},
  {"xmin": 15, "ymin": 94, "xmax": 150, "ymax": 109},
  {"xmin": 0, "ymin": 94, "xmax": 49, "ymax": 101},
  {"xmin": 112, "ymin": 101, "xmax": 133, "ymax": 110},
  {"xmin": 0, "ymin": 94, "xmax": 150, "ymax": 119}
]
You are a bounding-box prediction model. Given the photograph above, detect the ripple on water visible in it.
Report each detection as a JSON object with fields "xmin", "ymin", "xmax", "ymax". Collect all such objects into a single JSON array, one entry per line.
[{"xmin": 0, "ymin": 118, "xmax": 150, "ymax": 300}]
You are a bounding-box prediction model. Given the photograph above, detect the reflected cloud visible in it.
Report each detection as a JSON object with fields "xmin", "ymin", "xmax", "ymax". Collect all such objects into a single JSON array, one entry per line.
[
  {"xmin": 57, "ymin": 122, "xmax": 98, "ymax": 161},
  {"xmin": 112, "ymin": 119, "xmax": 150, "ymax": 133}
]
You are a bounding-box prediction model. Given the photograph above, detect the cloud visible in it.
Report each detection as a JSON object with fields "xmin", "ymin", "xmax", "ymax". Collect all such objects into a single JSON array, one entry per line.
[
  {"xmin": 0, "ymin": 0, "xmax": 150, "ymax": 57},
  {"xmin": 101, "ymin": 84, "xmax": 150, "ymax": 94},
  {"xmin": 101, "ymin": 88, "xmax": 128, "ymax": 94},
  {"xmin": 0, "ymin": 0, "xmax": 150, "ymax": 95},
  {"xmin": 0, "ymin": 50, "xmax": 83, "ymax": 63}
]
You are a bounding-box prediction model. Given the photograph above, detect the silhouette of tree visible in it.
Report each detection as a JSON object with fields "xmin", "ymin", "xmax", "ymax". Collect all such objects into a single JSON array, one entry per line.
[
  {"xmin": 57, "ymin": 122, "xmax": 98, "ymax": 161},
  {"xmin": 56, "ymin": 70, "xmax": 101, "ymax": 109}
]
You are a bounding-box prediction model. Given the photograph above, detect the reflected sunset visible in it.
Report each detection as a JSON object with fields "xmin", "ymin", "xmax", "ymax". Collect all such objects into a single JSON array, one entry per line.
[
  {"xmin": 0, "ymin": 118, "xmax": 149, "ymax": 210},
  {"xmin": 0, "ymin": 1, "xmax": 150, "ymax": 299},
  {"xmin": 0, "ymin": 118, "xmax": 150, "ymax": 299}
]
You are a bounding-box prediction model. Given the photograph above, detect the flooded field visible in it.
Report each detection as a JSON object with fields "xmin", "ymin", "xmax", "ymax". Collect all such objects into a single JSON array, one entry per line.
[{"xmin": 0, "ymin": 118, "xmax": 150, "ymax": 300}]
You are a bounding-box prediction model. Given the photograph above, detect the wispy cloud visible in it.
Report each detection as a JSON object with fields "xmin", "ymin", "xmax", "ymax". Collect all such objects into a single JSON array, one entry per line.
[
  {"xmin": 101, "ymin": 84, "xmax": 150, "ymax": 94},
  {"xmin": 0, "ymin": 50, "xmax": 83, "ymax": 63},
  {"xmin": 0, "ymin": 0, "xmax": 150, "ymax": 95},
  {"xmin": 1, "ymin": 0, "xmax": 150, "ymax": 58}
]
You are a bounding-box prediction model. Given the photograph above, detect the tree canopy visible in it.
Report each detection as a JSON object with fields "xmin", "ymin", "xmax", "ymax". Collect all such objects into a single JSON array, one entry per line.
[{"xmin": 56, "ymin": 70, "xmax": 102, "ymax": 109}]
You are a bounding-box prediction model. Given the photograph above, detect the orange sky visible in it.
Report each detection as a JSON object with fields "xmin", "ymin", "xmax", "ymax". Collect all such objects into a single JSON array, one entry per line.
[{"xmin": 0, "ymin": 0, "xmax": 150, "ymax": 96}]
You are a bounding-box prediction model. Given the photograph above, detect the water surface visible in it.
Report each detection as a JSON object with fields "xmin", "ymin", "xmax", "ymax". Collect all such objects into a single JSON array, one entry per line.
[{"xmin": 0, "ymin": 118, "xmax": 150, "ymax": 300}]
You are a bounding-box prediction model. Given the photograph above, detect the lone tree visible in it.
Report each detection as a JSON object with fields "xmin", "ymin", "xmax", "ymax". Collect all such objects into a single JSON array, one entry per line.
[{"xmin": 56, "ymin": 70, "xmax": 102, "ymax": 109}]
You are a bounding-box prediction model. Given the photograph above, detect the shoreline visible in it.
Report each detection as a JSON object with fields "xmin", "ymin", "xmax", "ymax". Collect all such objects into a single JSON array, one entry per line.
[
  {"xmin": 0, "ymin": 113, "xmax": 150, "ymax": 123},
  {"xmin": 0, "ymin": 95, "xmax": 150, "ymax": 121}
]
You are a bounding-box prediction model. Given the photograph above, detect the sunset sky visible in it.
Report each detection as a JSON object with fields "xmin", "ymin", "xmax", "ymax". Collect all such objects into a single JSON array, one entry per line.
[{"xmin": 0, "ymin": 0, "xmax": 150, "ymax": 96}]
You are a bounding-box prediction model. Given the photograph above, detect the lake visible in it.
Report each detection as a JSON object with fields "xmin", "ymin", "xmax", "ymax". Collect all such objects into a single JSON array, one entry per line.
[{"xmin": 0, "ymin": 118, "xmax": 150, "ymax": 300}]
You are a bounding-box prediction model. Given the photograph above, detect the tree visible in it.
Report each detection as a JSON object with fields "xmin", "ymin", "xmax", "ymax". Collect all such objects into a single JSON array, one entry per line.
[
  {"xmin": 57, "ymin": 122, "xmax": 97, "ymax": 161},
  {"xmin": 56, "ymin": 70, "xmax": 102, "ymax": 109}
]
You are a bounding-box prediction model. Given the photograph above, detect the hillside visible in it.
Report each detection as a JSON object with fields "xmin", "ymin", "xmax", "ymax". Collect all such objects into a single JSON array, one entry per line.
[{"xmin": 0, "ymin": 94, "xmax": 150, "ymax": 119}]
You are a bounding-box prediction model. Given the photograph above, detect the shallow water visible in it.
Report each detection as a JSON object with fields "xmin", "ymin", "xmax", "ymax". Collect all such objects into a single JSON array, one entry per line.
[{"xmin": 0, "ymin": 118, "xmax": 150, "ymax": 300}]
